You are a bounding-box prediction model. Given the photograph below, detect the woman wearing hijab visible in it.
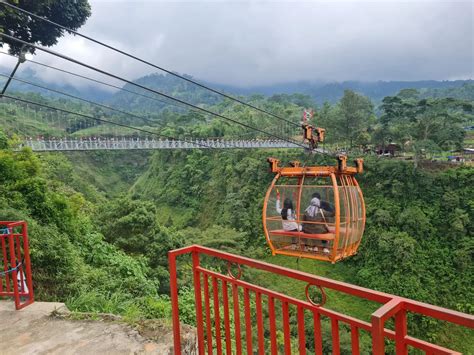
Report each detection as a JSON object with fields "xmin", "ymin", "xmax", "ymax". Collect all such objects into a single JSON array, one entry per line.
[{"xmin": 302, "ymin": 194, "xmax": 334, "ymax": 253}]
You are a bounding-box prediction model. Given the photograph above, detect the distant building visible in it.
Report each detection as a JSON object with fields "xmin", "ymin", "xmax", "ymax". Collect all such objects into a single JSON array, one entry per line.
[
  {"xmin": 376, "ymin": 143, "xmax": 401, "ymax": 157},
  {"xmin": 448, "ymin": 148, "xmax": 474, "ymax": 163}
]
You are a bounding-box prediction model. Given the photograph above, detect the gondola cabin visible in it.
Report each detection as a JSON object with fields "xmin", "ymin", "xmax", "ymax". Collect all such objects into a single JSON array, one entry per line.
[{"xmin": 263, "ymin": 156, "xmax": 365, "ymax": 263}]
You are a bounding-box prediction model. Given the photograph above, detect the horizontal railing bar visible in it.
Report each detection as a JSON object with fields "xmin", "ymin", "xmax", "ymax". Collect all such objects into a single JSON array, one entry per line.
[
  {"xmin": 191, "ymin": 245, "xmax": 393, "ymax": 303},
  {"xmin": 198, "ymin": 267, "xmax": 459, "ymax": 353},
  {"xmin": 1, "ymin": 221, "xmax": 26, "ymax": 228},
  {"xmin": 0, "ymin": 292, "xmax": 30, "ymax": 296},
  {"xmin": 184, "ymin": 246, "xmax": 474, "ymax": 326},
  {"xmin": 170, "ymin": 246, "xmax": 473, "ymax": 355},
  {"xmin": 0, "ymin": 234, "xmax": 24, "ymax": 238},
  {"xmin": 198, "ymin": 267, "xmax": 374, "ymax": 329},
  {"xmin": 168, "ymin": 245, "xmax": 196, "ymax": 257},
  {"xmin": 404, "ymin": 336, "xmax": 461, "ymax": 355},
  {"xmin": 404, "ymin": 300, "xmax": 474, "ymax": 329},
  {"xmin": 168, "ymin": 245, "xmax": 474, "ymax": 354}
]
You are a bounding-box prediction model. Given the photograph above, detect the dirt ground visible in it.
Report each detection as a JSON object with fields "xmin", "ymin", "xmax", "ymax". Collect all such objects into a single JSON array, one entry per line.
[{"xmin": 0, "ymin": 301, "xmax": 196, "ymax": 354}]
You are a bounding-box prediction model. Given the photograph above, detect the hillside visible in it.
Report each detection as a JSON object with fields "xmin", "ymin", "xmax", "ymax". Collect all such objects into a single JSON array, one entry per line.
[
  {"xmin": 108, "ymin": 76, "xmax": 474, "ymax": 107},
  {"xmin": 1, "ymin": 85, "xmax": 473, "ymax": 352},
  {"xmin": 2, "ymin": 65, "xmax": 472, "ymax": 107}
]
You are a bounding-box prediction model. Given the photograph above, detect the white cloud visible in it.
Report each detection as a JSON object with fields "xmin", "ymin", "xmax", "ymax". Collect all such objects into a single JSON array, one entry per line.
[{"xmin": 1, "ymin": 0, "xmax": 472, "ymax": 88}]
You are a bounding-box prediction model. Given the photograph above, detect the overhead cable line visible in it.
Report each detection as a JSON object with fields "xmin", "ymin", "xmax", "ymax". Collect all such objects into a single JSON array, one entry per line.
[
  {"xmin": 0, "ymin": 33, "xmax": 306, "ymax": 148},
  {"xmin": 0, "ymin": 51, "xmax": 187, "ymax": 110},
  {"xmin": 1, "ymin": 94, "xmax": 213, "ymax": 149},
  {"xmin": 0, "ymin": 73, "xmax": 170, "ymax": 129},
  {"xmin": 0, "ymin": 0, "xmax": 300, "ymax": 128},
  {"xmin": 0, "ymin": 51, "xmax": 258, "ymax": 133},
  {"xmin": 0, "ymin": 72, "xmax": 232, "ymax": 148}
]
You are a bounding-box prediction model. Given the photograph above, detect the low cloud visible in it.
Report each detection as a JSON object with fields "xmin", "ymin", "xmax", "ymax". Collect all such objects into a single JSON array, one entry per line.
[{"xmin": 1, "ymin": 0, "xmax": 472, "ymax": 89}]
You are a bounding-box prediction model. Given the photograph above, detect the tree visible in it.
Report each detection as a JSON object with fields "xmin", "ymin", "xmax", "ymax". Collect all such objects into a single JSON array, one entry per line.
[
  {"xmin": 0, "ymin": 129, "xmax": 8, "ymax": 149},
  {"xmin": 336, "ymin": 90, "xmax": 375, "ymax": 148},
  {"xmin": 0, "ymin": 0, "xmax": 91, "ymax": 55},
  {"xmin": 379, "ymin": 93, "xmax": 473, "ymax": 164}
]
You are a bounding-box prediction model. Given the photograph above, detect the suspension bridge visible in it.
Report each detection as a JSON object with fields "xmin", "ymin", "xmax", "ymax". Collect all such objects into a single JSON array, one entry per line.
[{"xmin": 19, "ymin": 137, "xmax": 304, "ymax": 151}]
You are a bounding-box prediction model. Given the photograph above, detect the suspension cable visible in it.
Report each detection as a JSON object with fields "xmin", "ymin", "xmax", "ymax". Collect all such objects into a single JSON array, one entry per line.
[
  {"xmin": 0, "ymin": 33, "xmax": 306, "ymax": 148},
  {"xmin": 0, "ymin": 51, "xmax": 258, "ymax": 134},
  {"xmin": 1, "ymin": 94, "xmax": 213, "ymax": 149},
  {"xmin": 0, "ymin": 51, "xmax": 186, "ymax": 110},
  {"xmin": 0, "ymin": 73, "xmax": 172, "ymax": 129},
  {"xmin": 0, "ymin": 72, "xmax": 232, "ymax": 147},
  {"xmin": 0, "ymin": 1, "xmax": 300, "ymax": 128}
]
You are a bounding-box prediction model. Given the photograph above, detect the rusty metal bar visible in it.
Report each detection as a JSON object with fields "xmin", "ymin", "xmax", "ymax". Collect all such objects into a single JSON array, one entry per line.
[
  {"xmin": 192, "ymin": 251, "xmax": 205, "ymax": 354},
  {"xmin": 395, "ymin": 309, "xmax": 408, "ymax": 355},
  {"xmin": 313, "ymin": 310, "xmax": 323, "ymax": 355},
  {"xmin": 212, "ymin": 277, "xmax": 222, "ymax": 354},
  {"xmin": 297, "ymin": 305, "xmax": 307, "ymax": 354},
  {"xmin": 168, "ymin": 249, "xmax": 181, "ymax": 354},
  {"xmin": 331, "ymin": 317, "xmax": 340, "ymax": 355},
  {"xmin": 168, "ymin": 246, "xmax": 474, "ymax": 355},
  {"xmin": 351, "ymin": 325, "xmax": 360, "ymax": 355},
  {"xmin": 268, "ymin": 296, "xmax": 278, "ymax": 355},
  {"xmin": 243, "ymin": 287, "xmax": 253, "ymax": 354},
  {"xmin": 203, "ymin": 274, "xmax": 213, "ymax": 353},
  {"xmin": 282, "ymin": 301, "xmax": 291, "ymax": 355},
  {"xmin": 232, "ymin": 283, "xmax": 242, "ymax": 355},
  {"xmin": 222, "ymin": 280, "xmax": 232, "ymax": 355},
  {"xmin": 255, "ymin": 292, "xmax": 265, "ymax": 355}
]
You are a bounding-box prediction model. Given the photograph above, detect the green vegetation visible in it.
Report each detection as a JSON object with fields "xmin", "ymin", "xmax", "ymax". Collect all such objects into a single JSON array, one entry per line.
[
  {"xmin": 0, "ymin": 0, "xmax": 91, "ymax": 55},
  {"xmin": 0, "ymin": 82, "xmax": 473, "ymax": 352}
]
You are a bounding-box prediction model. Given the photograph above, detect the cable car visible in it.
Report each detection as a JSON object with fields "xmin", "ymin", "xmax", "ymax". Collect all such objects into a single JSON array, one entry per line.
[{"xmin": 263, "ymin": 155, "xmax": 365, "ymax": 263}]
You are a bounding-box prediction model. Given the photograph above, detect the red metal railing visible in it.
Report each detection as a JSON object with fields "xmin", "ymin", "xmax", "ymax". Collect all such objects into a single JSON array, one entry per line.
[
  {"xmin": 0, "ymin": 221, "xmax": 34, "ymax": 310},
  {"xmin": 169, "ymin": 245, "xmax": 474, "ymax": 354}
]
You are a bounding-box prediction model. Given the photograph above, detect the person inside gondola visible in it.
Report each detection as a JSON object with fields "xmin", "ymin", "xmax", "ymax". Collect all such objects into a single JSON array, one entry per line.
[
  {"xmin": 276, "ymin": 194, "xmax": 300, "ymax": 249},
  {"xmin": 275, "ymin": 194, "xmax": 299, "ymax": 232},
  {"xmin": 302, "ymin": 193, "xmax": 334, "ymax": 254}
]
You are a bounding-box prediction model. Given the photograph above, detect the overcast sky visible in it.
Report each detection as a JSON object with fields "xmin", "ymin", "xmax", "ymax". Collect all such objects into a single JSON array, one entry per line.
[{"xmin": 1, "ymin": 0, "xmax": 473, "ymax": 89}]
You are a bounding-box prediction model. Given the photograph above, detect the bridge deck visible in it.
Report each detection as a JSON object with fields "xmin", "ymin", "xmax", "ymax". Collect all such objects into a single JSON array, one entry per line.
[{"xmin": 19, "ymin": 138, "xmax": 310, "ymax": 151}]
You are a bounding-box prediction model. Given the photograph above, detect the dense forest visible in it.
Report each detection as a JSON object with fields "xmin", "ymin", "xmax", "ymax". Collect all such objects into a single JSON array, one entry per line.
[{"xmin": 1, "ymin": 81, "xmax": 473, "ymax": 351}]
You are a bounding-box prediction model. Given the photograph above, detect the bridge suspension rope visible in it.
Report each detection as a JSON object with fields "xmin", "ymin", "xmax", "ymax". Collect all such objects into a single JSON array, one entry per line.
[
  {"xmin": 1, "ymin": 51, "xmax": 295, "ymax": 141},
  {"xmin": 0, "ymin": 51, "xmax": 189, "ymax": 112},
  {"xmin": 0, "ymin": 73, "xmax": 172, "ymax": 130},
  {"xmin": 1, "ymin": 94, "xmax": 214, "ymax": 149},
  {"xmin": 0, "ymin": 1, "xmax": 300, "ymax": 129}
]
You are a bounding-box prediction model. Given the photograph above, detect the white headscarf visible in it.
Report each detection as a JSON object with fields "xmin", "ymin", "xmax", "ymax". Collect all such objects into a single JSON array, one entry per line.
[{"xmin": 305, "ymin": 197, "xmax": 321, "ymax": 218}]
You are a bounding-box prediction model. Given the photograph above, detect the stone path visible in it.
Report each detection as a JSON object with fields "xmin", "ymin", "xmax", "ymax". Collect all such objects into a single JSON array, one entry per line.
[{"xmin": 0, "ymin": 301, "xmax": 195, "ymax": 354}]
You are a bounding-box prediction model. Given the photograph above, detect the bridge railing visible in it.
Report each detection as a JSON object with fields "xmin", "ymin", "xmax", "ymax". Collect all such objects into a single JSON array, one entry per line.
[
  {"xmin": 0, "ymin": 221, "xmax": 34, "ymax": 310},
  {"xmin": 169, "ymin": 245, "xmax": 474, "ymax": 354},
  {"xmin": 19, "ymin": 138, "xmax": 302, "ymax": 151}
]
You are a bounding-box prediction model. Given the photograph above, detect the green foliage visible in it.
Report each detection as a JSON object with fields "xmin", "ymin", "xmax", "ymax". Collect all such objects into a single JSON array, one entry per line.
[
  {"xmin": 1, "ymin": 81, "xmax": 473, "ymax": 352},
  {"xmin": 378, "ymin": 93, "xmax": 473, "ymax": 160},
  {"xmin": 0, "ymin": 129, "xmax": 8, "ymax": 149},
  {"xmin": 337, "ymin": 89, "xmax": 376, "ymax": 148},
  {"xmin": 0, "ymin": 0, "xmax": 91, "ymax": 55},
  {"xmin": 0, "ymin": 146, "xmax": 162, "ymax": 316},
  {"xmin": 354, "ymin": 160, "xmax": 474, "ymax": 315}
]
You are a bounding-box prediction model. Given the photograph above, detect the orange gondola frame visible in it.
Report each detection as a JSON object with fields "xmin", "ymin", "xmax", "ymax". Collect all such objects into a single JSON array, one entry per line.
[{"xmin": 263, "ymin": 156, "xmax": 365, "ymax": 263}]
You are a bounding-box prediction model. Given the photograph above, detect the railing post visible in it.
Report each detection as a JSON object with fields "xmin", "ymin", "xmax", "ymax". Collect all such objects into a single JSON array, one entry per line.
[
  {"xmin": 22, "ymin": 222, "xmax": 34, "ymax": 305},
  {"xmin": 192, "ymin": 250, "xmax": 205, "ymax": 354},
  {"xmin": 168, "ymin": 251, "xmax": 181, "ymax": 355},
  {"xmin": 371, "ymin": 298, "xmax": 404, "ymax": 355},
  {"xmin": 8, "ymin": 233, "xmax": 20, "ymax": 310},
  {"xmin": 371, "ymin": 315, "xmax": 385, "ymax": 354},
  {"xmin": 395, "ymin": 309, "xmax": 408, "ymax": 355}
]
